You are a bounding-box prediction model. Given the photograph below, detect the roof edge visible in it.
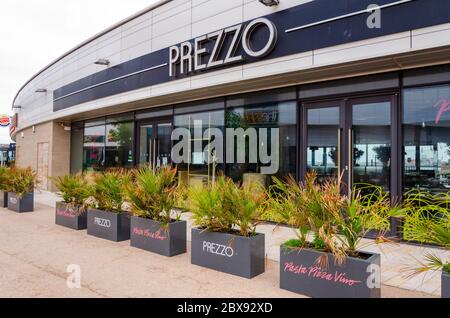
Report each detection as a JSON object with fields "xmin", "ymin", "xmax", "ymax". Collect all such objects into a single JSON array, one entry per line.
[{"xmin": 11, "ymin": 0, "xmax": 172, "ymax": 109}]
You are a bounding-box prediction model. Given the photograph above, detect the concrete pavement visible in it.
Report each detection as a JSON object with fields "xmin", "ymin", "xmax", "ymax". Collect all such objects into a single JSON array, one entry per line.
[{"xmin": 0, "ymin": 201, "xmax": 437, "ymax": 298}]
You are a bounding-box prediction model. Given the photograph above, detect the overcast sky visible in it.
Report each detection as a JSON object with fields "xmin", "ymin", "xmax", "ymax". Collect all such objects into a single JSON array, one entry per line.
[{"xmin": 0, "ymin": 0, "xmax": 158, "ymax": 144}]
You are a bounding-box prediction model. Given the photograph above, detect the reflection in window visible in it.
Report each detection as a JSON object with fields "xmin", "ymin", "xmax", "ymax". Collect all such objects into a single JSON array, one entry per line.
[
  {"xmin": 307, "ymin": 107, "xmax": 339, "ymax": 182},
  {"xmin": 105, "ymin": 122, "xmax": 134, "ymax": 168},
  {"xmin": 83, "ymin": 125, "xmax": 105, "ymax": 171},
  {"xmin": 403, "ymin": 85, "xmax": 450, "ymax": 194},
  {"xmin": 174, "ymin": 110, "xmax": 225, "ymax": 185},
  {"xmin": 353, "ymin": 102, "xmax": 391, "ymax": 192},
  {"xmin": 225, "ymin": 101, "xmax": 297, "ymax": 185}
]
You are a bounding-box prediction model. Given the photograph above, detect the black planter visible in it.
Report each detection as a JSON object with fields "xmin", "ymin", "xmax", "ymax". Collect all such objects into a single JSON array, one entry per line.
[
  {"xmin": 0, "ymin": 191, "xmax": 8, "ymax": 208},
  {"xmin": 7, "ymin": 192, "xmax": 34, "ymax": 213},
  {"xmin": 130, "ymin": 217, "xmax": 186, "ymax": 257},
  {"xmin": 442, "ymin": 271, "xmax": 450, "ymax": 298},
  {"xmin": 87, "ymin": 208, "xmax": 130, "ymax": 242},
  {"xmin": 55, "ymin": 201, "xmax": 87, "ymax": 230},
  {"xmin": 191, "ymin": 228, "xmax": 265, "ymax": 279},
  {"xmin": 280, "ymin": 246, "xmax": 381, "ymax": 298}
]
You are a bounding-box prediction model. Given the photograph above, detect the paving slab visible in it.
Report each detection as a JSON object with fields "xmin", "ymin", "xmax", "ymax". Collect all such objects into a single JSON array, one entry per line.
[{"xmin": 0, "ymin": 203, "xmax": 438, "ymax": 298}]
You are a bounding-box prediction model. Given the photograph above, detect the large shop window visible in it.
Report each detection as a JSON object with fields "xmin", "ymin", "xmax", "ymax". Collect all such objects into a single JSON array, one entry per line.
[
  {"xmin": 70, "ymin": 122, "xmax": 84, "ymax": 174},
  {"xmin": 83, "ymin": 117, "xmax": 134, "ymax": 171},
  {"xmin": 225, "ymin": 101, "xmax": 297, "ymax": 185},
  {"xmin": 403, "ymin": 84, "xmax": 450, "ymax": 194},
  {"xmin": 83, "ymin": 120, "xmax": 106, "ymax": 171},
  {"xmin": 105, "ymin": 121, "xmax": 134, "ymax": 168},
  {"xmin": 174, "ymin": 109, "xmax": 225, "ymax": 186}
]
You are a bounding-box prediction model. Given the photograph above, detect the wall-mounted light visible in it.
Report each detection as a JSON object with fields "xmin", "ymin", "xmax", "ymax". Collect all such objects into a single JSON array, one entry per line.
[
  {"xmin": 259, "ymin": 0, "xmax": 279, "ymax": 6},
  {"xmin": 12, "ymin": 105, "xmax": 22, "ymax": 109},
  {"xmin": 35, "ymin": 88, "xmax": 47, "ymax": 93},
  {"xmin": 94, "ymin": 58, "xmax": 110, "ymax": 66}
]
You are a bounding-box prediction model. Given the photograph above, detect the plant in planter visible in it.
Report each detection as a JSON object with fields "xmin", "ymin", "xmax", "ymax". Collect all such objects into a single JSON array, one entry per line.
[
  {"xmin": 0, "ymin": 167, "xmax": 10, "ymax": 208},
  {"xmin": 271, "ymin": 171, "xmax": 402, "ymax": 298},
  {"xmin": 402, "ymin": 189, "xmax": 450, "ymax": 298},
  {"xmin": 125, "ymin": 166, "xmax": 186, "ymax": 257},
  {"xmin": 6, "ymin": 167, "xmax": 37, "ymax": 213},
  {"xmin": 189, "ymin": 176, "xmax": 266, "ymax": 279},
  {"xmin": 87, "ymin": 170, "xmax": 131, "ymax": 242},
  {"xmin": 52, "ymin": 173, "xmax": 92, "ymax": 230}
]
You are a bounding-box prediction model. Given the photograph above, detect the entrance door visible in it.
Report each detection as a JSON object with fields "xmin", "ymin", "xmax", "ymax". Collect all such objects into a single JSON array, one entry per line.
[
  {"xmin": 37, "ymin": 142, "xmax": 49, "ymax": 191},
  {"xmin": 138, "ymin": 120, "xmax": 172, "ymax": 168},
  {"xmin": 303, "ymin": 95, "xmax": 397, "ymax": 195}
]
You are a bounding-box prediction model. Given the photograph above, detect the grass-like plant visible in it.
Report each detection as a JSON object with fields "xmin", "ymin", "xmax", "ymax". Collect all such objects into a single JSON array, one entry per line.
[
  {"xmin": 0, "ymin": 167, "xmax": 10, "ymax": 191},
  {"xmin": 188, "ymin": 176, "xmax": 265, "ymax": 237},
  {"xmin": 52, "ymin": 173, "xmax": 92, "ymax": 210},
  {"xmin": 269, "ymin": 171, "xmax": 402, "ymax": 265},
  {"xmin": 6, "ymin": 167, "xmax": 38, "ymax": 197},
  {"xmin": 89, "ymin": 169, "xmax": 130, "ymax": 213},
  {"xmin": 402, "ymin": 189, "xmax": 450, "ymax": 275},
  {"xmin": 125, "ymin": 166, "xmax": 179, "ymax": 226}
]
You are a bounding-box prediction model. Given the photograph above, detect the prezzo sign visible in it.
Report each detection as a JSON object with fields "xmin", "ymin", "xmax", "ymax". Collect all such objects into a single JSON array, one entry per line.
[
  {"xmin": 202, "ymin": 241, "xmax": 234, "ymax": 258},
  {"xmin": 169, "ymin": 18, "xmax": 277, "ymax": 77},
  {"xmin": 94, "ymin": 217, "xmax": 111, "ymax": 228}
]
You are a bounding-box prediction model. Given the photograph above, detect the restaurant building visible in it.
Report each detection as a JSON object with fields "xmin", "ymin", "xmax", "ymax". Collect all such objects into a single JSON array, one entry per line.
[{"xmin": 11, "ymin": 0, "xmax": 450, "ymax": 236}]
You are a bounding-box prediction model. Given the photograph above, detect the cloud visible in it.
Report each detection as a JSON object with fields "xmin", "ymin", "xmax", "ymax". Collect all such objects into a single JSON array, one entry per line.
[{"xmin": 0, "ymin": 0, "xmax": 157, "ymax": 144}]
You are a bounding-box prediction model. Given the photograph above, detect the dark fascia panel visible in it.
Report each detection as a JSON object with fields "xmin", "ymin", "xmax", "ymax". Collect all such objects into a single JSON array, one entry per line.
[
  {"xmin": 403, "ymin": 64, "xmax": 450, "ymax": 87},
  {"xmin": 299, "ymin": 72, "xmax": 400, "ymax": 99}
]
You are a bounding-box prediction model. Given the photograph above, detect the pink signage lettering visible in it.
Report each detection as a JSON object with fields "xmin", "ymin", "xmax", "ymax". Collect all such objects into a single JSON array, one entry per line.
[
  {"xmin": 56, "ymin": 209, "xmax": 76, "ymax": 218},
  {"xmin": 284, "ymin": 262, "xmax": 362, "ymax": 287},
  {"xmin": 133, "ymin": 227, "xmax": 168, "ymax": 241},
  {"xmin": 435, "ymin": 99, "xmax": 450, "ymax": 124}
]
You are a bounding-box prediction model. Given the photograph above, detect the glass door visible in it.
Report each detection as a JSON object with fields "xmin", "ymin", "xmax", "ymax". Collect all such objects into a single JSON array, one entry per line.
[
  {"xmin": 138, "ymin": 120, "xmax": 172, "ymax": 168},
  {"xmin": 303, "ymin": 95, "xmax": 397, "ymax": 195},
  {"xmin": 348, "ymin": 96, "xmax": 394, "ymax": 194},
  {"xmin": 303, "ymin": 101, "xmax": 342, "ymax": 184}
]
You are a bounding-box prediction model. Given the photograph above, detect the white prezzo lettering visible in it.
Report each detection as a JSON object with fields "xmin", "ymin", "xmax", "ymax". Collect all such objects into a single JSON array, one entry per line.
[
  {"xmin": 9, "ymin": 197, "xmax": 17, "ymax": 205},
  {"xmin": 94, "ymin": 217, "xmax": 111, "ymax": 228},
  {"xmin": 202, "ymin": 241, "xmax": 234, "ymax": 258},
  {"xmin": 170, "ymin": 17, "xmax": 277, "ymax": 77}
]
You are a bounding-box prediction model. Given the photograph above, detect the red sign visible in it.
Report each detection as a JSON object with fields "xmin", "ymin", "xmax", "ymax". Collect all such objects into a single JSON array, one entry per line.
[{"xmin": 0, "ymin": 115, "xmax": 11, "ymax": 127}]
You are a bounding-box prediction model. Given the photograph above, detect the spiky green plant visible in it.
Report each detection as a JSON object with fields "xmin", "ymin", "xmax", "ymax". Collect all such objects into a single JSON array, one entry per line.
[
  {"xmin": 188, "ymin": 176, "xmax": 264, "ymax": 237},
  {"xmin": 188, "ymin": 176, "xmax": 234, "ymax": 234},
  {"xmin": 222, "ymin": 179, "xmax": 266, "ymax": 237},
  {"xmin": 337, "ymin": 184, "xmax": 404, "ymax": 257},
  {"xmin": 269, "ymin": 171, "xmax": 402, "ymax": 266},
  {"xmin": 403, "ymin": 189, "xmax": 450, "ymax": 275},
  {"xmin": 52, "ymin": 173, "xmax": 92, "ymax": 209},
  {"xmin": 6, "ymin": 167, "xmax": 38, "ymax": 197},
  {"xmin": 0, "ymin": 166, "xmax": 10, "ymax": 191},
  {"xmin": 90, "ymin": 169, "xmax": 130, "ymax": 213},
  {"xmin": 125, "ymin": 166, "xmax": 178, "ymax": 226}
]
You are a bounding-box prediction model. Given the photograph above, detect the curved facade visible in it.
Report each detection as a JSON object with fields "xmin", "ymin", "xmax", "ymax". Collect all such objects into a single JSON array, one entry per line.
[{"xmin": 12, "ymin": 0, "xmax": 450, "ymax": 205}]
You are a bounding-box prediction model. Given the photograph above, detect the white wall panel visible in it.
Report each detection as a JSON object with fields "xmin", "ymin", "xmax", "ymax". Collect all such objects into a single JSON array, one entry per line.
[
  {"xmin": 243, "ymin": 0, "xmax": 313, "ymax": 21},
  {"xmin": 192, "ymin": 6, "xmax": 243, "ymax": 38},
  {"xmin": 412, "ymin": 22, "xmax": 450, "ymax": 51},
  {"xmin": 314, "ymin": 32, "xmax": 411, "ymax": 66}
]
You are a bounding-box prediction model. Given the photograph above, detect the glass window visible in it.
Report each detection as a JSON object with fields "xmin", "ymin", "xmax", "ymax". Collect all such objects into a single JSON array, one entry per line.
[
  {"xmin": 403, "ymin": 84, "xmax": 450, "ymax": 194},
  {"xmin": 83, "ymin": 124, "xmax": 105, "ymax": 171},
  {"xmin": 174, "ymin": 110, "xmax": 225, "ymax": 185},
  {"xmin": 70, "ymin": 126, "xmax": 83, "ymax": 174},
  {"xmin": 105, "ymin": 121, "xmax": 134, "ymax": 168},
  {"xmin": 353, "ymin": 102, "xmax": 391, "ymax": 192},
  {"xmin": 307, "ymin": 107, "xmax": 340, "ymax": 182},
  {"xmin": 225, "ymin": 101, "xmax": 297, "ymax": 185}
]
